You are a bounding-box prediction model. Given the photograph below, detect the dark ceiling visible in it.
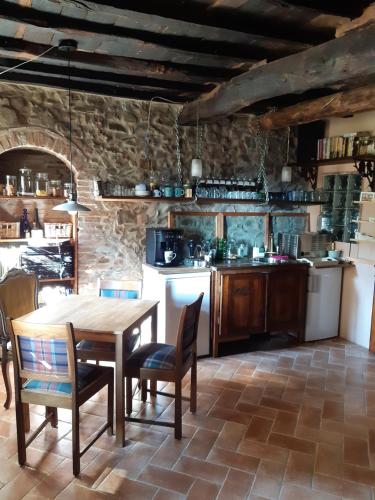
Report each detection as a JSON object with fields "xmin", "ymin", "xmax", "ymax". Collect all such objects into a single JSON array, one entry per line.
[{"xmin": 0, "ymin": 0, "xmax": 373, "ymax": 114}]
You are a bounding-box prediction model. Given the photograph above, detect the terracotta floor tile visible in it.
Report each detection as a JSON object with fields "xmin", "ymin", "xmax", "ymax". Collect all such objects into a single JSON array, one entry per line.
[
  {"xmin": 150, "ymin": 436, "xmax": 191, "ymax": 469},
  {"xmin": 56, "ymin": 482, "xmax": 114, "ymax": 499},
  {"xmin": 323, "ymin": 400, "xmax": 345, "ymax": 422},
  {"xmin": 245, "ymin": 416, "xmax": 273, "ymax": 443},
  {"xmin": 138, "ymin": 464, "xmax": 194, "ymax": 494},
  {"xmin": 215, "ymin": 421, "xmax": 246, "ymax": 451},
  {"xmin": 238, "ymin": 439, "xmax": 289, "ymax": 465},
  {"xmin": 294, "ymin": 425, "xmax": 343, "ymax": 446},
  {"xmin": 250, "ymin": 460, "xmax": 286, "ymax": 499},
  {"xmin": 343, "ymin": 464, "xmax": 375, "ymax": 487},
  {"xmin": 154, "ymin": 489, "xmax": 185, "ymax": 500},
  {"xmin": 182, "ymin": 413, "xmax": 225, "ymax": 432},
  {"xmin": 298, "ymin": 406, "xmax": 321, "ymax": 429},
  {"xmin": 24, "ymin": 459, "xmax": 75, "ymax": 499},
  {"xmin": 284, "ymin": 451, "xmax": 314, "ymax": 488},
  {"xmin": 108, "ymin": 442, "xmax": 157, "ymax": 480},
  {"xmin": 313, "ymin": 473, "xmax": 373, "ymax": 500},
  {"xmin": 260, "ymin": 397, "xmax": 300, "ymax": 414},
  {"xmin": 183, "ymin": 428, "xmax": 219, "ymax": 461},
  {"xmin": 240, "ymin": 386, "xmax": 264, "ymax": 405},
  {"xmin": 344, "ymin": 436, "xmax": 370, "ymax": 467},
  {"xmin": 98, "ymin": 472, "xmax": 157, "ymax": 498},
  {"xmin": 215, "ymin": 389, "xmax": 242, "ymax": 409},
  {"xmin": 207, "ymin": 447, "xmax": 259, "ymax": 474},
  {"xmin": 268, "ymin": 433, "xmax": 316, "ymax": 455},
  {"xmin": 279, "ymin": 483, "xmax": 341, "ymax": 500},
  {"xmin": 208, "ymin": 406, "xmax": 252, "ymax": 426},
  {"xmin": 272, "ymin": 411, "xmax": 297, "ymax": 435},
  {"xmin": 217, "ymin": 468, "xmax": 254, "ymax": 500},
  {"xmin": 174, "ymin": 456, "xmax": 228, "ymax": 485},
  {"xmin": 186, "ymin": 478, "xmax": 220, "ymax": 500},
  {"xmin": 315, "ymin": 443, "xmax": 343, "ymax": 478},
  {"xmin": 235, "ymin": 401, "xmax": 277, "ymax": 420}
]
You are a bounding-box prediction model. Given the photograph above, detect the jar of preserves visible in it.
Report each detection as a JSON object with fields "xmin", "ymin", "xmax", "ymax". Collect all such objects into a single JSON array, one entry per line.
[
  {"xmin": 18, "ymin": 168, "xmax": 33, "ymax": 195},
  {"xmin": 5, "ymin": 175, "xmax": 17, "ymax": 196},
  {"xmin": 35, "ymin": 172, "xmax": 49, "ymax": 197},
  {"xmin": 63, "ymin": 182, "xmax": 73, "ymax": 199},
  {"xmin": 50, "ymin": 179, "xmax": 62, "ymax": 197}
]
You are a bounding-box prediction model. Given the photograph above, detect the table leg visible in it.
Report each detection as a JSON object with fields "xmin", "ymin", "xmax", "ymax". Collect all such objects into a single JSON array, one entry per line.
[
  {"xmin": 150, "ymin": 306, "xmax": 158, "ymax": 397},
  {"xmin": 115, "ymin": 332, "xmax": 126, "ymax": 447}
]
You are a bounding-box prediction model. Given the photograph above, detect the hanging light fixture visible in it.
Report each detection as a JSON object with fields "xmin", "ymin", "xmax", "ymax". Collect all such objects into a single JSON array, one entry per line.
[
  {"xmin": 54, "ymin": 39, "xmax": 90, "ymax": 215},
  {"xmin": 281, "ymin": 126, "xmax": 292, "ymax": 183},
  {"xmin": 191, "ymin": 112, "xmax": 203, "ymax": 178}
]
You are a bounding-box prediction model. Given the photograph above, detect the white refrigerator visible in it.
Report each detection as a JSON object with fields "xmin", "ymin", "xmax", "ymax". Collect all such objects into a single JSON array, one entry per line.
[
  {"xmin": 142, "ymin": 265, "xmax": 211, "ymax": 356},
  {"xmin": 305, "ymin": 266, "xmax": 343, "ymax": 341}
]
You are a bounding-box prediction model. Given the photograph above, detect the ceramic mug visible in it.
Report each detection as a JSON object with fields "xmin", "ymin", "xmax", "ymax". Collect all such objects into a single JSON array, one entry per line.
[
  {"xmin": 153, "ymin": 189, "xmax": 161, "ymax": 197},
  {"xmin": 162, "ymin": 185, "xmax": 174, "ymax": 198},
  {"xmin": 164, "ymin": 250, "xmax": 176, "ymax": 263},
  {"xmin": 174, "ymin": 186, "xmax": 184, "ymax": 198}
]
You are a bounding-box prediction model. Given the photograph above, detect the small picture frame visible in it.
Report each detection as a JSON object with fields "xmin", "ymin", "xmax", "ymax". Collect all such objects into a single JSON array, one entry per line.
[{"xmin": 360, "ymin": 191, "xmax": 375, "ymax": 202}]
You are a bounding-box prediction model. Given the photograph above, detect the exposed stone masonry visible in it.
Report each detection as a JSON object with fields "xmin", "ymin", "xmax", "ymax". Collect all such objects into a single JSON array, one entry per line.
[{"xmin": 0, "ymin": 83, "xmax": 305, "ymax": 293}]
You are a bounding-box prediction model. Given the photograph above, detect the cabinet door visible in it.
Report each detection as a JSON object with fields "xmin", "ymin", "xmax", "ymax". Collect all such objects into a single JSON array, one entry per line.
[
  {"xmin": 220, "ymin": 273, "xmax": 267, "ymax": 338},
  {"xmin": 267, "ymin": 269, "xmax": 307, "ymax": 333}
]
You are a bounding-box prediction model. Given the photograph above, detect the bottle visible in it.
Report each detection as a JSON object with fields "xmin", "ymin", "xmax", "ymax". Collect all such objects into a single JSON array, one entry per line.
[
  {"xmin": 20, "ymin": 208, "xmax": 32, "ymax": 238},
  {"xmin": 259, "ymin": 242, "xmax": 265, "ymax": 257},
  {"xmin": 31, "ymin": 208, "xmax": 44, "ymax": 239}
]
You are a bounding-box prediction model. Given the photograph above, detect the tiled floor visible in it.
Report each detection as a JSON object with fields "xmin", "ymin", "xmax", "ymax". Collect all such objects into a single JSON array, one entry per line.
[{"xmin": 1, "ymin": 338, "xmax": 375, "ymax": 499}]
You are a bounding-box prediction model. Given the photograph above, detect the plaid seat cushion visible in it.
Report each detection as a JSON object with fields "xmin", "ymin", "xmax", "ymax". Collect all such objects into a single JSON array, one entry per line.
[
  {"xmin": 23, "ymin": 362, "xmax": 101, "ymax": 396},
  {"xmin": 126, "ymin": 343, "xmax": 177, "ymax": 370},
  {"xmin": 19, "ymin": 336, "xmax": 68, "ymax": 375},
  {"xmin": 77, "ymin": 333, "xmax": 139, "ymax": 355},
  {"xmin": 100, "ymin": 289, "xmax": 138, "ymax": 299}
]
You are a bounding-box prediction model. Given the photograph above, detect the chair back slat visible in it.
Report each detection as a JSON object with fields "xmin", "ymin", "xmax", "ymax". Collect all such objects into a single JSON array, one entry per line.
[
  {"xmin": 0, "ymin": 269, "xmax": 38, "ymax": 341},
  {"xmin": 176, "ymin": 293, "xmax": 204, "ymax": 365},
  {"xmin": 10, "ymin": 320, "xmax": 75, "ymax": 384},
  {"xmin": 98, "ymin": 278, "xmax": 142, "ymax": 299}
]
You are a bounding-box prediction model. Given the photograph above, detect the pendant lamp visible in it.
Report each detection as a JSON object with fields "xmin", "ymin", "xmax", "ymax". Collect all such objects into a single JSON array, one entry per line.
[
  {"xmin": 53, "ymin": 40, "xmax": 90, "ymax": 215},
  {"xmin": 191, "ymin": 113, "xmax": 203, "ymax": 178},
  {"xmin": 281, "ymin": 127, "xmax": 292, "ymax": 183}
]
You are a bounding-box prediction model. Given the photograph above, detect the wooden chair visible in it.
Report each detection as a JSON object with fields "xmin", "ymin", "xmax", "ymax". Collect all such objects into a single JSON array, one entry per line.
[
  {"xmin": 125, "ymin": 293, "xmax": 203, "ymax": 439},
  {"xmin": 9, "ymin": 319, "xmax": 113, "ymax": 477},
  {"xmin": 77, "ymin": 278, "xmax": 142, "ymax": 362},
  {"xmin": 0, "ymin": 268, "xmax": 38, "ymax": 409}
]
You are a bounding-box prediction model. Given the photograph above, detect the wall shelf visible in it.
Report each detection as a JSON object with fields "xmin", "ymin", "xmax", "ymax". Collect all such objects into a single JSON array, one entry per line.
[
  {"xmin": 0, "ymin": 195, "xmax": 66, "ymax": 200},
  {"xmin": 39, "ymin": 277, "xmax": 75, "ymax": 283},
  {"xmin": 97, "ymin": 196, "xmax": 326, "ymax": 206}
]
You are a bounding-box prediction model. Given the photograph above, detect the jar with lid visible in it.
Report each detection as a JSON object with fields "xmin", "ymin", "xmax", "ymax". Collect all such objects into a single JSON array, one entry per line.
[
  {"xmin": 18, "ymin": 168, "xmax": 33, "ymax": 195},
  {"xmin": 50, "ymin": 179, "xmax": 62, "ymax": 197},
  {"xmin": 64, "ymin": 183, "xmax": 73, "ymax": 199},
  {"xmin": 5, "ymin": 175, "xmax": 17, "ymax": 196},
  {"xmin": 35, "ymin": 172, "xmax": 49, "ymax": 197}
]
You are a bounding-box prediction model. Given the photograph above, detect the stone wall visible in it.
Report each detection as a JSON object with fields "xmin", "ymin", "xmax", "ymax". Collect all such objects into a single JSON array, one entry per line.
[{"xmin": 0, "ymin": 82, "xmax": 306, "ymax": 293}]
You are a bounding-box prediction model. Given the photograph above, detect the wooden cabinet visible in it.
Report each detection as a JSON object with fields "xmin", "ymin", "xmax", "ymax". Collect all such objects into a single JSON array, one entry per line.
[
  {"xmin": 212, "ymin": 264, "xmax": 308, "ymax": 356},
  {"xmin": 220, "ymin": 272, "xmax": 267, "ymax": 337}
]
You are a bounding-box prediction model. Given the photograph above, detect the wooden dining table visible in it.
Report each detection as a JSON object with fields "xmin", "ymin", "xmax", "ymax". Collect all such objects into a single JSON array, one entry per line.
[{"xmin": 17, "ymin": 294, "xmax": 159, "ymax": 447}]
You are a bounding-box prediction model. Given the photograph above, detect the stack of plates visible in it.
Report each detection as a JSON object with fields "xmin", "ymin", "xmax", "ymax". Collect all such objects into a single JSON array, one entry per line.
[{"xmin": 135, "ymin": 191, "xmax": 150, "ymax": 197}]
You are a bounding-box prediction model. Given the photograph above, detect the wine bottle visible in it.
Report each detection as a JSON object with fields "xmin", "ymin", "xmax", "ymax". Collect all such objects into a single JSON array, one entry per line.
[
  {"xmin": 20, "ymin": 208, "xmax": 32, "ymax": 239},
  {"xmin": 33, "ymin": 208, "xmax": 42, "ymax": 230}
]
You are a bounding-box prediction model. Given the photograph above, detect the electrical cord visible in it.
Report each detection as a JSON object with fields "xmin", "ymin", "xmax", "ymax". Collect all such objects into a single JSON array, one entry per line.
[{"xmin": 0, "ymin": 45, "xmax": 56, "ymax": 77}]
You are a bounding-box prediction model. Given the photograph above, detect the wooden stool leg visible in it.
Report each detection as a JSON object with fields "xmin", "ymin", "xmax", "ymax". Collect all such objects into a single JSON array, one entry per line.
[
  {"xmin": 2, "ymin": 346, "xmax": 12, "ymax": 409},
  {"xmin": 108, "ymin": 377, "xmax": 114, "ymax": 435},
  {"xmin": 72, "ymin": 406, "xmax": 80, "ymax": 476},
  {"xmin": 126, "ymin": 377, "xmax": 133, "ymax": 415},
  {"xmin": 141, "ymin": 379, "xmax": 147, "ymax": 402},
  {"xmin": 15, "ymin": 400, "xmax": 26, "ymax": 466},
  {"xmin": 190, "ymin": 358, "xmax": 197, "ymax": 414},
  {"xmin": 174, "ymin": 378, "xmax": 182, "ymax": 440}
]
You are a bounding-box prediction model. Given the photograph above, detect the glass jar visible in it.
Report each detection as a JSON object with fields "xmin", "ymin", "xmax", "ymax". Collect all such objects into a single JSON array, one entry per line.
[
  {"xmin": 50, "ymin": 179, "xmax": 62, "ymax": 197},
  {"xmin": 18, "ymin": 168, "xmax": 33, "ymax": 195},
  {"xmin": 35, "ymin": 172, "xmax": 49, "ymax": 197},
  {"xmin": 5, "ymin": 175, "xmax": 17, "ymax": 196}
]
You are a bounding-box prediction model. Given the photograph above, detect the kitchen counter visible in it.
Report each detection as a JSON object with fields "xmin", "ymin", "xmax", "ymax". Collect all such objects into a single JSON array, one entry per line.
[
  {"xmin": 142, "ymin": 263, "xmax": 211, "ymax": 275},
  {"xmin": 211, "ymin": 259, "xmax": 306, "ymax": 270}
]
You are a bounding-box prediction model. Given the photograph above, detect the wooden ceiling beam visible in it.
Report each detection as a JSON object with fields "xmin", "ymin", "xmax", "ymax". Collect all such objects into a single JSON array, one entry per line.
[
  {"xmin": 280, "ymin": 0, "xmax": 371, "ymax": 19},
  {"xmin": 179, "ymin": 23, "xmax": 375, "ymax": 124},
  {"xmin": 0, "ymin": 36, "xmax": 236, "ymax": 85},
  {"xmin": 258, "ymin": 84, "xmax": 375, "ymax": 129},
  {"xmin": 336, "ymin": 3, "xmax": 375, "ymax": 38},
  {"xmin": 0, "ymin": 4, "xmax": 258, "ymax": 69}
]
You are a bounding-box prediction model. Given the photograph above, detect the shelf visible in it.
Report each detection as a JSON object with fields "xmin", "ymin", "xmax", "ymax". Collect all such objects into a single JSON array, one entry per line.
[
  {"xmin": 350, "ymin": 238, "xmax": 375, "ymax": 244},
  {"xmin": 351, "ymin": 220, "xmax": 375, "ymax": 224},
  {"xmin": 97, "ymin": 196, "xmax": 326, "ymax": 206},
  {"xmin": 39, "ymin": 277, "xmax": 75, "ymax": 283},
  {"xmin": 354, "ymin": 200, "xmax": 375, "ymax": 205},
  {"xmin": 0, "ymin": 238, "xmax": 73, "ymax": 243},
  {"xmin": 295, "ymin": 155, "xmax": 375, "ymax": 168},
  {"xmin": 0, "ymin": 195, "xmax": 67, "ymax": 200}
]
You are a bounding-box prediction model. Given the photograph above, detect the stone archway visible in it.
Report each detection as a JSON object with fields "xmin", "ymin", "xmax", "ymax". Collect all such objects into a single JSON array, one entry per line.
[{"xmin": 0, "ymin": 126, "xmax": 85, "ymax": 180}]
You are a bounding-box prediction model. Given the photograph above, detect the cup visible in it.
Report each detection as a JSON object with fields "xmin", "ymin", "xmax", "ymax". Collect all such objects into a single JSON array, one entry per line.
[
  {"xmin": 162, "ymin": 185, "xmax": 174, "ymax": 197},
  {"xmin": 152, "ymin": 189, "xmax": 161, "ymax": 197},
  {"xmin": 174, "ymin": 186, "xmax": 184, "ymax": 198},
  {"xmin": 164, "ymin": 250, "xmax": 176, "ymax": 263}
]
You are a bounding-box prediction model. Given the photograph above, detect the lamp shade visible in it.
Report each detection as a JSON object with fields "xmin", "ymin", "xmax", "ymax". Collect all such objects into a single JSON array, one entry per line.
[
  {"xmin": 281, "ymin": 165, "xmax": 292, "ymax": 183},
  {"xmin": 191, "ymin": 158, "xmax": 203, "ymax": 178},
  {"xmin": 53, "ymin": 199, "xmax": 90, "ymax": 214}
]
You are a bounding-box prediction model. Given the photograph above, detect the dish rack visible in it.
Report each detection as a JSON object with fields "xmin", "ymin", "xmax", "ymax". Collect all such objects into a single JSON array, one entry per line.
[
  {"xmin": 0, "ymin": 222, "xmax": 20, "ymax": 239},
  {"xmin": 44, "ymin": 222, "xmax": 73, "ymax": 239}
]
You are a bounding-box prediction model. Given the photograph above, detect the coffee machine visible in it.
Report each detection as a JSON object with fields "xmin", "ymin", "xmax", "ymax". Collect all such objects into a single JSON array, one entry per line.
[{"xmin": 146, "ymin": 228, "xmax": 185, "ymax": 267}]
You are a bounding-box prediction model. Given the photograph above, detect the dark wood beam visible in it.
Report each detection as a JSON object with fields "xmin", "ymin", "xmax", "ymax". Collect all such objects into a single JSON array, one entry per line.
[
  {"xmin": 258, "ymin": 84, "xmax": 375, "ymax": 129},
  {"xmin": 179, "ymin": 23, "xmax": 375, "ymax": 124},
  {"xmin": 0, "ymin": 4, "xmax": 258, "ymax": 68},
  {"xmin": 0, "ymin": 36, "xmax": 237, "ymax": 86},
  {"xmin": 85, "ymin": 0, "xmax": 346, "ymax": 44},
  {"xmin": 280, "ymin": 0, "xmax": 371, "ymax": 19},
  {"xmin": 336, "ymin": 3, "xmax": 375, "ymax": 37}
]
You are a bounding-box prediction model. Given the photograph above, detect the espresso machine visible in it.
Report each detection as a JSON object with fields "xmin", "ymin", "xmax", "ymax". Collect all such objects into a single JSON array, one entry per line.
[{"xmin": 146, "ymin": 228, "xmax": 185, "ymax": 267}]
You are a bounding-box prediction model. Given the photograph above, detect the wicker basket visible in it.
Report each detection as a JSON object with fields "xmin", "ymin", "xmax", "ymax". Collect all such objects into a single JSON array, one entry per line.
[
  {"xmin": 44, "ymin": 222, "xmax": 73, "ymax": 239},
  {"xmin": 0, "ymin": 222, "xmax": 20, "ymax": 239}
]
